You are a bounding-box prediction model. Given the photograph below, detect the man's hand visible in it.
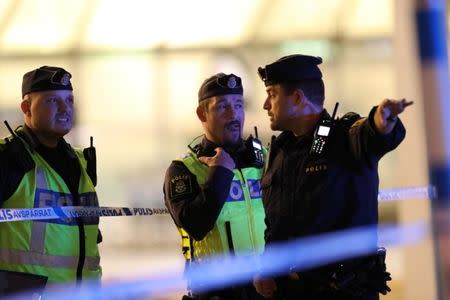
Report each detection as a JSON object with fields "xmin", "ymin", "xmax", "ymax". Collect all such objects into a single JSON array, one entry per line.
[
  {"xmin": 253, "ymin": 276, "xmax": 277, "ymax": 299},
  {"xmin": 374, "ymin": 98, "xmax": 413, "ymax": 135},
  {"xmin": 198, "ymin": 147, "xmax": 235, "ymax": 171}
]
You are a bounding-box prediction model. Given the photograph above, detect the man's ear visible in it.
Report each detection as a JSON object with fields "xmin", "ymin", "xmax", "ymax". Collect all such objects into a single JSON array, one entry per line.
[
  {"xmin": 292, "ymin": 88, "xmax": 305, "ymax": 106},
  {"xmin": 21, "ymin": 99, "xmax": 31, "ymax": 116},
  {"xmin": 196, "ymin": 105, "xmax": 207, "ymax": 122}
]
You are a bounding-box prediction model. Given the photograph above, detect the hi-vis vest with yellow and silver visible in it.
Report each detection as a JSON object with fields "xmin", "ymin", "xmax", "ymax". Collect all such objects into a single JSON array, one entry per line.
[
  {"xmin": 176, "ymin": 150, "xmax": 266, "ymax": 262},
  {"xmin": 0, "ymin": 136, "xmax": 101, "ymax": 284}
]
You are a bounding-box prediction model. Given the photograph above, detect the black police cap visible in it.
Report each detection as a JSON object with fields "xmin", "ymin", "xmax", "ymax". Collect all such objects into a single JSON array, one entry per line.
[
  {"xmin": 258, "ymin": 54, "xmax": 323, "ymax": 86},
  {"xmin": 198, "ymin": 73, "xmax": 243, "ymax": 102},
  {"xmin": 22, "ymin": 66, "xmax": 73, "ymax": 98}
]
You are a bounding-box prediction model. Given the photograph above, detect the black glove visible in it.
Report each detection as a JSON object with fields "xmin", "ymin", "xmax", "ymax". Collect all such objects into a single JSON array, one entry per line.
[
  {"xmin": 328, "ymin": 248, "xmax": 392, "ymax": 297},
  {"xmin": 329, "ymin": 265, "xmax": 366, "ymax": 297},
  {"xmin": 365, "ymin": 247, "xmax": 392, "ymax": 295}
]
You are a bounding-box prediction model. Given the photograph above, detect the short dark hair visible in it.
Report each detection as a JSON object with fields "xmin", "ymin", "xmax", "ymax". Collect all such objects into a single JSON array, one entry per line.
[
  {"xmin": 198, "ymin": 97, "xmax": 212, "ymax": 112},
  {"xmin": 281, "ymin": 79, "xmax": 325, "ymax": 106}
]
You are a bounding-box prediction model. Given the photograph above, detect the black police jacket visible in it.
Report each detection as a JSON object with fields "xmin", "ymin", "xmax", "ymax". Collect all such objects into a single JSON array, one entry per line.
[
  {"xmin": 261, "ymin": 107, "xmax": 406, "ymax": 245},
  {"xmin": 0, "ymin": 125, "xmax": 82, "ymax": 205}
]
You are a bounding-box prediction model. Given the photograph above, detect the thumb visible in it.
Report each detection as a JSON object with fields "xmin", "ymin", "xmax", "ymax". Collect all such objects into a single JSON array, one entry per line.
[
  {"xmin": 198, "ymin": 156, "xmax": 209, "ymax": 165},
  {"xmin": 214, "ymin": 147, "xmax": 223, "ymax": 156}
]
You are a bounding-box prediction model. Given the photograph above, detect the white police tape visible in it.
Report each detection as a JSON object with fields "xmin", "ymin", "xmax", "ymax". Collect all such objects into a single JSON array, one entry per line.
[
  {"xmin": 377, "ymin": 185, "xmax": 436, "ymax": 202},
  {"xmin": 0, "ymin": 206, "xmax": 169, "ymax": 223},
  {"xmin": 0, "ymin": 185, "xmax": 435, "ymax": 223}
]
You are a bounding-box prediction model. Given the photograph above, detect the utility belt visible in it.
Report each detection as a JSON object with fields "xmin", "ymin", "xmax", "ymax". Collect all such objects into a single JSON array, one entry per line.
[
  {"xmin": 278, "ymin": 247, "xmax": 392, "ymax": 298},
  {"xmin": 183, "ymin": 285, "xmax": 259, "ymax": 300},
  {"xmin": 182, "ymin": 292, "xmax": 235, "ymax": 300}
]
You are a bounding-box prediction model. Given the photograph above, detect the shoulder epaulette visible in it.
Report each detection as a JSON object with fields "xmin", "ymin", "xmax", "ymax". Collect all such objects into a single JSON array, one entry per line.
[
  {"xmin": 338, "ymin": 112, "xmax": 361, "ymax": 128},
  {"xmin": 0, "ymin": 135, "xmax": 35, "ymax": 172}
]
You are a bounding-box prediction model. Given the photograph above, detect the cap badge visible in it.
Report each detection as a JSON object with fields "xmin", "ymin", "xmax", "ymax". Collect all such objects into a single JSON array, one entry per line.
[
  {"xmin": 227, "ymin": 76, "xmax": 237, "ymax": 88},
  {"xmin": 61, "ymin": 73, "xmax": 71, "ymax": 86}
]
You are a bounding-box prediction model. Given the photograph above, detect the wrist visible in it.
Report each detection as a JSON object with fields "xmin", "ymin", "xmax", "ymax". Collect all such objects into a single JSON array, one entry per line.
[
  {"xmin": 386, "ymin": 115, "xmax": 397, "ymax": 122},
  {"xmin": 223, "ymin": 162, "xmax": 235, "ymax": 171}
]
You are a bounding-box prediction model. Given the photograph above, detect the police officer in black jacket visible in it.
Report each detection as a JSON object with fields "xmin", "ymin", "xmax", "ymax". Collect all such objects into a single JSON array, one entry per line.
[{"xmin": 252, "ymin": 54, "xmax": 413, "ymax": 300}]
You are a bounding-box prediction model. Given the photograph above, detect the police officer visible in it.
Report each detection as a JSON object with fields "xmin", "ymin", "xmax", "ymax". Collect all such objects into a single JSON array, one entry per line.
[
  {"xmin": 253, "ymin": 54, "xmax": 413, "ymax": 299},
  {"xmin": 164, "ymin": 73, "xmax": 266, "ymax": 299},
  {"xmin": 0, "ymin": 66, "xmax": 102, "ymax": 296}
]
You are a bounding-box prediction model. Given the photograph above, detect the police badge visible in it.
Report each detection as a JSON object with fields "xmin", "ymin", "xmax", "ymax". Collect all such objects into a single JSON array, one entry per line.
[
  {"xmin": 61, "ymin": 73, "xmax": 71, "ymax": 86},
  {"xmin": 170, "ymin": 175, "xmax": 192, "ymax": 198},
  {"xmin": 175, "ymin": 180, "xmax": 187, "ymax": 193},
  {"xmin": 227, "ymin": 76, "xmax": 237, "ymax": 88}
]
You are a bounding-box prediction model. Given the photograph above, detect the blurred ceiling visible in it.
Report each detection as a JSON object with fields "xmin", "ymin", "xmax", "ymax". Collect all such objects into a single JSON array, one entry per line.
[{"xmin": 0, "ymin": 0, "xmax": 396, "ymax": 54}]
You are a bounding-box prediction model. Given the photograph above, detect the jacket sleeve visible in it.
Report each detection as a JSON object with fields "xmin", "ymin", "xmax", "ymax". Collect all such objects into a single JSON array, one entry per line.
[
  {"xmin": 0, "ymin": 150, "xmax": 7, "ymax": 205},
  {"xmin": 163, "ymin": 160, "xmax": 234, "ymax": 241},
  {"xmin": 347, "ymin": 106, "xmax": 406, "ymax": 163},
  {"xmin": 0, "ymin": 144, "xmax": 28, "ymax": 206}
]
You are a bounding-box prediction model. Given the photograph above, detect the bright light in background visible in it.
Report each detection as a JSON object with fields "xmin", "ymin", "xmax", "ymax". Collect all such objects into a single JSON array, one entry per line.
[
  {"xmin": 0, "ymin": 0, "xmax": 13, "ymax": 23},
  {"xmin": 341, "ymin": 0, "xmax": 393, "ymax": 38},
  {"xmin": 257, "ymin": 0, "xmax": 393, "ymax": 41},
  {"xmin": 257, "ymin": 0, "xmax": 343, "ymax": 41},
  {"xmin": 163, "ymin": 0, "xmax": 258, "ymax": 47},
  {"xmin": 1, "ymin": 0, "xmax": 86, "ymax": 53},
  {"xmin": 77, "ymin": 56, "xmax": 154, "ymax": 125},
  {"xmin": 166, "ymin": 54, "xmax": 206, "ymax": 132},
  {"xmin": 0, "ymin": 0, "xmax": 401, "ymax": 53},
  {"xmin": 84, "ymin": 0, "xmax": 164, "ymax": 49},
  {"xmin": 280, "ymin": 40, "xmax": 335, "ymax": 61},
  {"xmin": 84, "ymin": 0, "xmax": 258, "ymax": 49}
]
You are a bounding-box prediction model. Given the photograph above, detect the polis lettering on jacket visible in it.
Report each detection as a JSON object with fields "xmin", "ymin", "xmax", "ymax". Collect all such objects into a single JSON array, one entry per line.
[{"xmin": 305, "ymin": 164, "xmax": 328, "ymax": 173}]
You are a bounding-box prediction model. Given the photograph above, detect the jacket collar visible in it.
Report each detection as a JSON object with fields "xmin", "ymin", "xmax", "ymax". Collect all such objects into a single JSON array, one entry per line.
[
  {"xmin": 17, "ymin": 125, "xmax": 77, "ymax": 159},
  {"xmin": 272, "ymin": 109, "xmax": 331, "ymax": 148},
  {"xmin": 195, "ymin": 137, "xmax": 245, "ymax": 159}
]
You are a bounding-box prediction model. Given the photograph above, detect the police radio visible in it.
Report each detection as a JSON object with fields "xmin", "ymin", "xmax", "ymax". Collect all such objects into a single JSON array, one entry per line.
[
  {"xmin": 310, "ymin": 102, "xmax": 339, "ymax": 155},
  {"xmin": 244, "ymin": 126, "xmax": 264, "ymax": 168},
  {"xmin": 83, "ymin": 136, "xmax": 97, "ymax": 186}
]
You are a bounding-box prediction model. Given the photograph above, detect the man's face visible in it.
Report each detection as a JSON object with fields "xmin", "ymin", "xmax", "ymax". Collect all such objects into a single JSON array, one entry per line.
[
  {"xmin": 200, "ymin": 94, "xmax": 244, "ymax": 146},
  {"xmin": 23, "ymin": 90, "xmax": 74, "ymax": 138},
  {"xmin": 263, "ymin": 84, "xmax": 295, "ymax": 131}
]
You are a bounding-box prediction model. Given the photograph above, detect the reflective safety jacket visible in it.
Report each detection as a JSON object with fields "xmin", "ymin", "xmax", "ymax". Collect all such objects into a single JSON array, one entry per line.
[
  {"xmin": 176, "ymin": 151, "xmax": 266, "ymax": 262},
  {"xmin": 0, "ymin": 135, "xmax": 101, "ymax": 284}
]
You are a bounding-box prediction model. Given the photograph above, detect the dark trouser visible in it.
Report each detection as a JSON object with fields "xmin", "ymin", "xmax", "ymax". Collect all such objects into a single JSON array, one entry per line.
[
  {"xmin": 272, "ymin": 249, "xmax": 390, "ymax": 300},
  {"xmin": 275, "ymin": 276, "xmax": 379, "ymax": 300},
  {"xmin": 189, "ymin": 283, "xmax": 265, "ymax": 300},
  {"xmin": 0, "ymin": 270, "xmax": 47, "ymax": 297}
]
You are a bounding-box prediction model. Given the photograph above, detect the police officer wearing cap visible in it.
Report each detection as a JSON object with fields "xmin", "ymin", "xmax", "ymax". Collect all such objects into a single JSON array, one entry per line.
[
  {"xmin": 253, "ymin": 55, "xmax": 413, "ymax": 300},
  {"xmin": 0, "ymin": 66, "xmax": 102, "ymax": 296},
  {"xmin": 164, "ymin": 73, "xmax": 266, "ymax": 300}
]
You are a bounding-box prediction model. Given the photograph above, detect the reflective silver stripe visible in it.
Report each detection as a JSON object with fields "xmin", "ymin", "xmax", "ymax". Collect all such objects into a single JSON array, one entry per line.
[
  {"xmin": 85, "ymin": 256, "xmax": 101, "ymax": 271},
  {"xmin": 35, "ymin": 167, "xmax": 47, "ymax": 190},
  {"xmin": 31, "ymin": 167, "xmax": 49, "ymax": 254},
  {"xmin": 30, "ymin": 222, "xmax": 47, "ymax": 253},
  {"xmin": 0, "ymin": 248, "xmax": 100, "ymax": 271}
]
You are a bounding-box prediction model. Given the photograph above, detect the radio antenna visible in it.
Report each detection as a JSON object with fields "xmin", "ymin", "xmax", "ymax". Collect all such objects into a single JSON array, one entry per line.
[
  {"xmin": 4, "ymin": 121, "xmax": 17, "ymax": 137},
  {"xmin": 331, "ymin": 102, "xmax": 339, "ymax": 120}
]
